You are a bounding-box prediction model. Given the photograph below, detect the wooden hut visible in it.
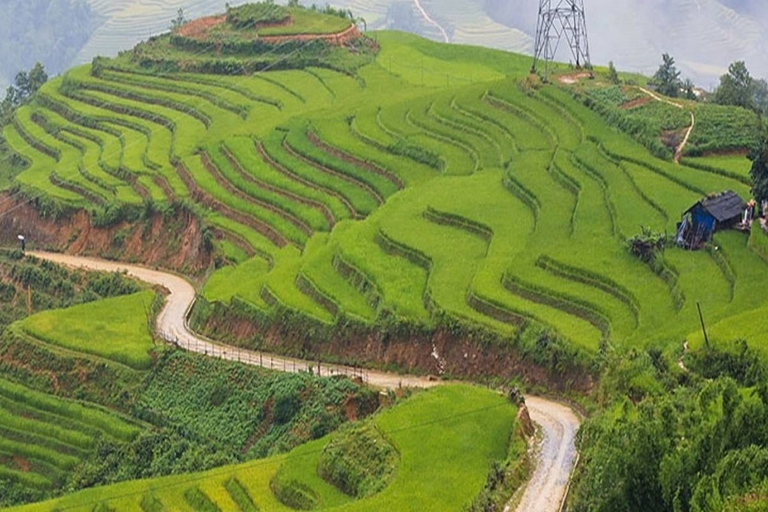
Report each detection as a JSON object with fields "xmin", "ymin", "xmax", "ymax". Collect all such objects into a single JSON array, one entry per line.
[{"xmin": 676, "ymin": 191, "xmax": 746, "ymax": 248}]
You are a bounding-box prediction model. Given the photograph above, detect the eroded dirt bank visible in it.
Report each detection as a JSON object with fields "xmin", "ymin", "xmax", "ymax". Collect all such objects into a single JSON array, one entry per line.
[
  {"xmin": 195, "ymin": 300, "xmax": 594, "ymax": 392},
  {"xmin": 0, "ymin": 192, "xmax": 211, "ymax": 274}
]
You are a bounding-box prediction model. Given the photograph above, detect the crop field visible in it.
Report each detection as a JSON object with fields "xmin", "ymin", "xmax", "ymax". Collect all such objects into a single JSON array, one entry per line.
[
  {"xmin": 19, "ymin": 290, "xmax": 157, "ymax": 370},
  {"xmin": 3, "ymin": 8, "xmax": 768, "ymax": 366},
  {"xmin": 8, "ymin": 384, "xmax": 516, "ymax": 512}
]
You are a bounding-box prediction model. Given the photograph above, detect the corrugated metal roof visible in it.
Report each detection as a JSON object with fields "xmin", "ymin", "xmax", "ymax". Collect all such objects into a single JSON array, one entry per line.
[{"xmin": 686, "ymin": 191, "xmax": 745, "ymax": 222}]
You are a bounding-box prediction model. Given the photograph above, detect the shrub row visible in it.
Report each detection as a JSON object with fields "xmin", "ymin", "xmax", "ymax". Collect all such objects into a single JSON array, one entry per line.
[
  {"xmin": 201, "ymin": 150, "xmax": 314, "ymax": 237},
  {"xmin": 175, "ymin": 161, "xmax": 288, "ymax": 248},
  {"xmin": 307, "ymin": 129, "xmax": 404, "ymax": 189},
  {"xmin": 406, "ymin": 106, "xmax": 480, "ymax": 172},
  {"xmin": 49, "ymin": 172, "xmax": 106, "ymax": 206},
  {"xmin": 183, "ymin": 486, "xmax": 221, "ymax": 512},
  {"xmin": 423, "ymin": 206, "xmax": 493, "ymax": 244},
  {"xmin": 502, "ymin": 272, "xmax": 611, "ymax": 340},
  {"xmin": 503, "ymin": 174, "xmax": 541, "ymax": 227},
  {"xmin": 224, "ymin": 477, "xmax": 260, "ymax": 512},
  {"xmin": 72, "ymin": 79, "xmax": 211, "ymax": 128},
  {"xmin": 484, "ymin": 91, "xmax": 556, "ymax": 149},
  {"xmin": 11, "ymin": 114, "xmax": 60, "ymax": 161},
  {"xmin": 570, "ymin": 152, "xmax": 618, "ymax": 236},
  {"xmin": 281, "ymin": 135, "xmax": 378, "ymax": 215},
  {"xmin": 452, "ymin": 95, "xmax": 518, "ymax": 153},
  {"xmin": 428, "ymin": 102, "xmax": 501, "ymax": 166},
  {"xmin": 286, "ymin": 127, "xmax": 391, "ymax": 201},
  {"xmin": 331, "ymin": 254, "xmax": 382, "ymax": 310},
  {"xmin": 704, "ymin": 243, "xmax": 736, "ymax": 300},
  {"xmin": 536, "ymin": 255, "xmax": 640, "ymax": 326},
  {"xmin": 592, "ymin": 136, "xmax": 707, "ymax": 196},
  {"xmin": 295, "ymin": 271, "xmax": 340, "ymax": 317},
  {"xmin": 223, "ymin": 144, "xmax": 336, "ymax": 228},
  {"xmin": 258, "ymin": 137, "xmax": 357, "ymax": 219},
  {"xmin": 679, "ymin": 157, "xmax": 751, "ymax": 186},
  {"xmin": 101, "ymin": 70, "xmax": 249, "ymax": 119}
]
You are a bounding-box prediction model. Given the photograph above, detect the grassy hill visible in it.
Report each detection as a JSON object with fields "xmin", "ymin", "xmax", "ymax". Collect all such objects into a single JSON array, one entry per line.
[{"xmin": 2, "ymin": 3, "xmax": 768, "ymax": 376}]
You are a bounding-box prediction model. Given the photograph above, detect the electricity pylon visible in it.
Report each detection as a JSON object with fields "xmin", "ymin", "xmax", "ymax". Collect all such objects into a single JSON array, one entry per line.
[{"xmin": 531, "ymin": 0, "xmax": 591, "ymax": 77}]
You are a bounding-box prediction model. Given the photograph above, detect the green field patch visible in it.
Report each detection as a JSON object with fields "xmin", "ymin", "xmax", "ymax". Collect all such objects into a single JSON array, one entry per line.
[
  {"xmin": 376, "ymin": 31, "xmax": 508, "ymax": 88},
  {"xmin": 20, "ymin": 290, "xmax": 157, "ymax": 370}
]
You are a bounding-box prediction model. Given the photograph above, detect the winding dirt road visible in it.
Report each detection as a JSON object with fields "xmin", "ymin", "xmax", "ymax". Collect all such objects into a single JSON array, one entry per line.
[{"xmin": 28, "ymin": 251, "xmax": 581, "ymax": 512}]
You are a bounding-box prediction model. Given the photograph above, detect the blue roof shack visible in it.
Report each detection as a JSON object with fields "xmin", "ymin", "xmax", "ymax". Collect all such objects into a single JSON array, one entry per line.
[{"xmin": 676, "ymin": 191, "xmax": 746, "ymax": 249}]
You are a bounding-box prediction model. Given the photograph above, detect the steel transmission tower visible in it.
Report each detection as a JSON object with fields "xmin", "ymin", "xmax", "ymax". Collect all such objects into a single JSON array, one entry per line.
[{"xmin": 531, "ymin": 0, "xmax": 591, "ymax": 76}]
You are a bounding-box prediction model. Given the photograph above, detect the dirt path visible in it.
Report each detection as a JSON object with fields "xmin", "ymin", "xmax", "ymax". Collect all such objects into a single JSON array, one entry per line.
[
  {"xmin": 638, "ymin": 87, "xmax": 695, "ymax": 163},
  {"xmin": 510, "ymin": 397, "xmax": 581, "ymax": 512},
  {"xmin": 27, "ymin": 251, "xmax": 581, "ymax": 512}
]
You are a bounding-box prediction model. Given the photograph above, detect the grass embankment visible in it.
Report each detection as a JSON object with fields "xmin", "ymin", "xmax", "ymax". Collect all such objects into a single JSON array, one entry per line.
[{"xmin": 8, "ymin": 385, "xmax": 517, "ymax": 512}]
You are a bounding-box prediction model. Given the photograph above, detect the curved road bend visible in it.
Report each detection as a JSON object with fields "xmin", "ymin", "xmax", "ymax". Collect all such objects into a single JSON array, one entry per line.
[{"xmin": 28, "ymin": 251, "xmax": 582, "ymax": 512}]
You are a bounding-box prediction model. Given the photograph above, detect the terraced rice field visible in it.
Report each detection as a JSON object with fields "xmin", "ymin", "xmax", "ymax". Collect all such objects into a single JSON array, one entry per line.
[
  {"xmin": 7, "ymin": 29, "xmax": 768, "ymax": 361},
  {"xmin": 8, "ymin": 384, "xmax": 516, "ymax": 512},
  {"xmin": 0, "ymin": 375, "xmax": 142, "ymax": 491}
]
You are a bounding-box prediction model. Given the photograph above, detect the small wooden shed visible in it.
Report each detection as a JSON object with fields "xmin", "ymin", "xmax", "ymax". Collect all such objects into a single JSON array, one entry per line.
[{"xmin": 676, "ymin": 191, "xmax": 746, "ymax": 248}]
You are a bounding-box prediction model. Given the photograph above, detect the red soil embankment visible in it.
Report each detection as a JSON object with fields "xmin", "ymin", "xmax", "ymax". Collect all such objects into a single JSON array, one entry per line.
[{"xmin": 0, "ymin": 192, "xmax": 211, "ymax": 274}]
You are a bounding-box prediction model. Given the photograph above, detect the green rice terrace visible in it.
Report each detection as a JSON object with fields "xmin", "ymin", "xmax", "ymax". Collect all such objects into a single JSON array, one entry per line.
[
  {"xmin": 2, "ymin": 1, "xmax": 768, "ymax": 509},
  {"xmin": 1, "ymin": 2, "xmax": 767, "ymax": 368}
]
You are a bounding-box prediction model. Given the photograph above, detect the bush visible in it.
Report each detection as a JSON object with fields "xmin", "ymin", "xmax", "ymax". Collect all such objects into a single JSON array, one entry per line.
[
  {"xmin": 318, "ymin": 423, "xmax": 398, "ymax": 498},
  {"xmin": 226, "ymin": 3, "xmax": 290, "ymax": 29},
  {"xmin": 686, "ymin": 340, "xmax": 766, "ymax": 386}
]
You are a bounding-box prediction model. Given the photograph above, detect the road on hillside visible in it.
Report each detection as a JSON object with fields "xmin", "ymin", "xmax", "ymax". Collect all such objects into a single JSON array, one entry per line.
[{"xmin": 28, "ymin": 251, "xmax": 581, "ymax": 512}]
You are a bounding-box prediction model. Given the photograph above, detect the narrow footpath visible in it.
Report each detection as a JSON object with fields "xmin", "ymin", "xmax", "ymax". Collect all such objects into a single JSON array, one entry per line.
[
  {"xmin": 638, "ymin": 86, "xmax": 696, "ymax": 163},
  {"xmin": 29, "ymin": 251, "xmax": 581, "ymax": 512}
]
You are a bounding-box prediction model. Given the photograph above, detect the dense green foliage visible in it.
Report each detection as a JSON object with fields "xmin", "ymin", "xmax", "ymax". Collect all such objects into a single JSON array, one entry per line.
[
  {"xmin": 317, "ymin": 422, "xmax": 397, "ymax": 498},
  {"xmin": 571, "ymin": 343, "xmax": 768, "ymax": 512},
  {"xmin": 712, "ymin": 61, "xmax": 764, "ymax": 113},
  {"xmin": 750, "ymin": 137, "xmax": 768, "ymax": 203},
  {"xmin": 138, "ymin": 350, "xmax": 378, "ymax": 458},
  {"xmin": 226, "ymin": 3, "xmax": 290, "ymax": 29}
]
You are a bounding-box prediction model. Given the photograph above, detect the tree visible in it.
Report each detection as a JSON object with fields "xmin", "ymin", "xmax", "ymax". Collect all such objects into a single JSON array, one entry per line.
[
  {"xmin": 608, "ymin": 61, "xmax": 620, "ymax": 85},
  {"xmin": 753, "ymin": 78, "xmax": 768, "ymax": 116},
  {"xmin": 750, "ymin": 138, "xmax": 768, "ymax": 204},
  {"xmin": 713, "ymin": 61, "xmax": 755, "ymax": 110},
  {"xmin": 652, "ymin": 53, "xmax": 681, "ymax": 98},
  {"xmin": 170, "ymin": 8, "xmax": 186, "ymax": 30},
  {"xmin": 13, "ymin": 70, "xmax": 29, "ymax": 98},
  {"xmin": 683, "ymin": 78, "xmax": 697, "ymax": 101},
  {"xmin": 27, "ymin": 62, "xmax": 48, "ymax": 96},
  {"xmin": 0, "ymin": 62, "xmax": 47, "ymax": 120}
]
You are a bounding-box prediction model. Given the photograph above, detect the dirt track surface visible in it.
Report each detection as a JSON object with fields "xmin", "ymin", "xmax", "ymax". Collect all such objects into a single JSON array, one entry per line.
[
  {"xmin": 28, "ymin": 251, "xmax": 581, "ymax": 512},
  {"xmin": 513, "ymin": 397, "xmax": 581, "ymax": 512}
]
